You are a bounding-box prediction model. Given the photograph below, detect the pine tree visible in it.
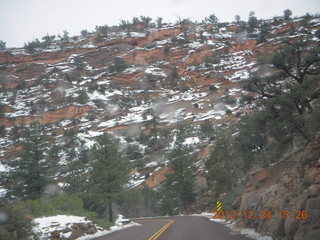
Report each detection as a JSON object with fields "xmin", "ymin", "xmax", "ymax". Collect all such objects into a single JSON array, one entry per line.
[
  {"xmin": 0, "ymin": 40, "xmax": 6, "ymax": 50},
  {"xmin": 7, "ymin": 122, "xmax": 57, "ymax": 200},
  {"xmin": 243, "ymin": 38, "xmax": 320, "ymax": 144},
  {"xmin": 205, "ymin": 129, "xmax": 243, "ymax": 199},
  {"xmin": 283, "ymin": 9, "xmax": 293, "ymax": 21},
  {"xmin": 162, "ymin": 135, "xmax": 196, "ymax": 214},
  {"xmin": 87, "ymin": 133, "xmax": 130, "ymax": 222},
  {"xmin": 65, "ymin": 144, "xmax": 89, "ymax": 193},
  {"xmin": 0, "ymin": 198, "xmax": 34, "ymax": 240},
  {"xmin": 247, "ymin": 11, "xmax": 259, "ymax": 33}
]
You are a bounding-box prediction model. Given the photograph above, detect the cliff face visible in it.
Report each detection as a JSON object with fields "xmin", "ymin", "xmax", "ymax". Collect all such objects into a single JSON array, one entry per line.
[
  {"xmin": 236, "ymin": 139, "xmax": 320, "ymax": 240},
  {"xmin": 0, "ymin": 17, "xmax": 319, "ymax": 205}
]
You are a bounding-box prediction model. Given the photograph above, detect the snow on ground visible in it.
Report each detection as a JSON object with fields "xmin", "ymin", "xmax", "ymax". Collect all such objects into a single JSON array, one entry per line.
[
  {"xmin": 193, "ymin": 213, "xmax": 273, "ymax": 240},
  {"xmin": 145, "ymin": 66, "xmax": 167, "ymax": 77},
  {"xmin": 76, "ymin": 214, "xmax": 141, "ymax": 240},
  {"xmin": 0, "ymin": 187, "xmax": 7, "ymax": 197},
  {"xmin": 33, "ymin": 215, "xmax": 93, "ymax": 240},
  {"xmin": 34, "ymin": 214, "xmax": 140, "ymax": 240},
  {"xmin": 184, "ymin": 137, "xmax": 200, "ymax": 145}
]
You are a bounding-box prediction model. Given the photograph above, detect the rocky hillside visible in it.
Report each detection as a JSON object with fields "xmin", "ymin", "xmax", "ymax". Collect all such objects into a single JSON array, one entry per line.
[
  {"xmin": 0, "ymin": 16, "xmax": 320, "ymax": 192},
  {"xmin": 235, "ymin": 138, "xmax": 320, "ymax": 240}
]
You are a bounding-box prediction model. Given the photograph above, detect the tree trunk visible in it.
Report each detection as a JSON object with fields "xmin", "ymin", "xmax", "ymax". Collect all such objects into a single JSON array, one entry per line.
[{"xmin": 108, "ymin": 198, "xmax": 113, "ymax": 222}]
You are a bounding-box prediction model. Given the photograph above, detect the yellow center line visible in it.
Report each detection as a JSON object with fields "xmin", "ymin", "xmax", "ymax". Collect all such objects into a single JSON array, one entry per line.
[{"xmin": 140, "ymin": 219, "xmax": 174, "ymax": 240}]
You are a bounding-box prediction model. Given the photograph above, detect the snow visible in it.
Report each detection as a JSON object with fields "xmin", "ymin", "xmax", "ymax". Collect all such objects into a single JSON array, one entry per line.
[
  {"xmin": 145, "ymin": 66, "xmax": 167, "ymax": 77},
  {"xmin": 184, "ymin": 137, "xmax": 200, "ymax": 145},
  {"xmin": 125, "ymin": 179, "xmax": 145, "ymax": 188},
  {"xmin": 193, "ymin": 213, "xmax": 273, "ymax": 240},
  {"xmin": 0, "ymin": 188, "xmax": 7, "ymax": 197},
  {"xmin": 145, "ymin": 161, "xmax": 158, "ymax": 168},
  {"xmin": 130, "ymin": 32, "xmax": 146, "ymax": 38},
  {"xmin": 0, "ymin": 162, "xmax": 8, "ymax": 172},
  {"xmin": 88, "ymin": 89, "xmax": 122, "ymax": 101},
  {"xmin": 33, "ymin": 215, "xmax": 92, "ymax": 240},
  {"xmin": 76, "ymin": 214, "xmax": 141, "ymax": 240}
]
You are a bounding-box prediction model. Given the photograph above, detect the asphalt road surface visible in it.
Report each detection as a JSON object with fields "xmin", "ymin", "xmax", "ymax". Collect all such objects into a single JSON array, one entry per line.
[{"xmin": 93, "ymin": 216, "xmax": 253, "ymax": 240}]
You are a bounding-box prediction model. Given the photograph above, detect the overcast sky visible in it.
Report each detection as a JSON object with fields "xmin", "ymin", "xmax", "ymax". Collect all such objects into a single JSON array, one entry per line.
[{"xmin": 0, "ymin": 0, "xmax": 319, "ymax": 48}]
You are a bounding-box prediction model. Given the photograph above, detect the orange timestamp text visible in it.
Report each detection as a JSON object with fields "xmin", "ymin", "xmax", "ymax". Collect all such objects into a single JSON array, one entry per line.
[{"xmin": 211, "ymin": 210, "xmax": 308, "ymax": 220}]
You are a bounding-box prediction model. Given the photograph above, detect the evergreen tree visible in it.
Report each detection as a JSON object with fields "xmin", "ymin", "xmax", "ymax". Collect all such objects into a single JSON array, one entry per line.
[
  {"xmin": 283, "ymin": 9, "xmax": 293, "ymax": 21},
  {"xmin": 7, "ymin": 122, "xmax": 56, "ymax": 200},
  {"xmin": 0, "ymin": 199, "xmax": 34, "ymax": 240},
  {"xmin": 0, "ymin": 40, "xmax": 6, "ymax": 50},
  {"xmin": 42, "ymin": 34, "xmax": 55, "ymax": 47},
  {"xmin": 247, "ymin": 11, "xmax": 259, "ymax": 33},
  {"xmin": 200, "ymin": 119, "xmax": 214, "ymax": 140},
  {"xmin": 162, "ymin": 135, "xmax": 196, "ymax": 214},
  {"xmin": 206, "ymin": 14, "xmax": 218, "ymax": 24},
  {"xmin": 87, "ymin": 133, "xmax": 130, "ymax": 222},
  {"xmin": 258, "ymin": 21, "xmax": 271, "ymax": 43},
  {"xmin": 65, "ymin": 144, "xmax": 89, "ymax": 193},
  {"xmin": 243, "ymin": 39, "xmax": 320, "ymax": 144},
  {"xmin": 156, "ymin": 17, "xmax": 163, "ymax": 28},
  {"xmin": 205, "ymin": 129, "xmax": 243, "ymax": 199},
  {"xmin": 109, "ymin": 57, "xmax": 128, "ymax": 73}
]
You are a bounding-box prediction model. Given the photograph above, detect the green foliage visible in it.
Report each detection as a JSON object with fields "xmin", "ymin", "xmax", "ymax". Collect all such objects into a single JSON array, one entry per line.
[
  {"xmin": 206, "ymin": 14, "xmax": 219, "ymax": 24},
  {"xmin": 0, "ymin": 199, "xmax": 34, "ymax": 240},
  {"xmin": 315, "ymin": 29, "xmax": 320, "ymax": 39},
  {"xmin": 223, "ymin": 95, "xmax": 236, "ymax": 105},
  {"xmin": 156, "ymin": 17, "xmax": 163, "ymax": 28},
  {"xmin": 209, "ymin": 85, "xmax": 217, "ymax": 91},
  {"xmin": 109, "ymin": 57, "xmax": 128, "ymax": 73},
  {"xmin": 0, "ymin": 125, "xmax": 6, "ymax": 137},
  {"xmin": 77, "ymin": 89, "xmax": 89, "ymax": 104},
  {"xmin": 126, "ymin": 143, "xmax": 143, "ymax": 160},
  {"xmin": 59, "ymin": 30, "xmax": 70, "ymax": 43},
  {"xmin": 205, "ymin": 129, "xmax": 243, "ymax": 199},
  {"xmin": 161, "ymin": 137, "xmax": 196, "ymax": 214},
  {"xmin": 140, "ymin": 16, "xmax": 152, "ymax": 27},
  {"xmin": 42, "ymin": 34, "xmax": 55, "ymax": 47},
  {"xmin": 166, "ymin": 66, "xmax": 180, "ymax": 88},
  {"xmin": 205, "ymin": 55, "xmax": 221, "ymax": 65},
  {"xmin": 258, "ymin": 21, "xmax": 271, "ymax": 43},
  {"xmin": 65, "ymin": 145, "xmax": 89, "ymax": 194},
  {"xmin": 86, "ymin": 133, "xmax": 130, "ymax": 222},
  {"xmin": 283, "ymin": 9, "xmax": 292, "ymax": 21},
  {"xmin": 81, "ymin": 29, "xmax": 88, "ymax": 37},
  {"xmin": 0, "ymin": 40, "xmax": 6, "ymax": 50},
  {"xmin": 118, "ymin": 187, "xmax": 161, "ymax": 217},
  {"xmin": 247, "ymin": 11, "xmax": 259, "ymax": 33},
  {"xmin": 7, "ymin": 122, "xmax": 57, "ymax": 200},
  {"xmin": 24, "ymin": 39, "xmax": 42, "ymax": 53},
  {"xmin": 243, "ymin": 39, "xmax": 320, "ymax": 143},
  {"xmin": 200, "ymin": 119, "xmax": 214, "ymax": 140}
]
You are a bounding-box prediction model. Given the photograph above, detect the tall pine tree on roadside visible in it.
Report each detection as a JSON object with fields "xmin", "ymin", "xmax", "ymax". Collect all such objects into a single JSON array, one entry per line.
[
  {"xmin": 161, "ymin": 134, "xmax": 196, "ymax": 214},
  {"xmin": 87, "ymin": 133, "xmax": 130, "ymax": 222},
  {"xmin": 6, "ymin": 122, "xmax": 57, "ymax": 200}
]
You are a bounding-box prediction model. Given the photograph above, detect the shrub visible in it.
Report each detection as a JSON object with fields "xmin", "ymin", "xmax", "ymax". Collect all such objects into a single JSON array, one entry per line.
[
  {"xmin": 226, "ymin": 109, "xmax": 232, "ymax": 115},
  {"xmin": 24, "ymin": 39, "xmax": 42, "ymax": 53},
  {"xmin": 0, "ymin": 40, "xmax": 6, "ymax": 50},
  {"xmin": 223, "ymin": 95, "xmax": 236, "ymax": 105},
  {"xmin": 209, "ymin": 85, "xmax": 217, "ymax": 91},
  {"xmin": 109, "ymin": 57, "xmax": 128, "ymax": 73},
  {"xmin": 0, "ymin": 199, "xmax": 34, "ymax": 240},
  {"xmin": 81, "ymin": 30, "xmax": 88, "ymax": 37},
  {"xmin": 77, "ymin": 90, "xmax": 89, "ymax": 104}
]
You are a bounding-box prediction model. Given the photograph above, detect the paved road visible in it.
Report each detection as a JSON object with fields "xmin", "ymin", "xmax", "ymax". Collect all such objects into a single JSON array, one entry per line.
[{"xmin": 93, "ymin": 216, "xmax": 252, "ymax": 240}]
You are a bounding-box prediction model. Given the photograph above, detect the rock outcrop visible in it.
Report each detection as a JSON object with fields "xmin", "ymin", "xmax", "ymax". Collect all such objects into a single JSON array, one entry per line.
[
  {"xmin": 236, "ymin": 138, "xmax": 320, "ymax": 240},
  {"xmin": 0, "ymin": 105, "xmax": 91, "ymax": 128}
]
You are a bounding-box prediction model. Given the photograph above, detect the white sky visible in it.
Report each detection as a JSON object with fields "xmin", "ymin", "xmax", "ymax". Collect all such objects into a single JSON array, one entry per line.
[{"xmin": 0, "ymin": 0, "xmax": 319, "ymax": 47}]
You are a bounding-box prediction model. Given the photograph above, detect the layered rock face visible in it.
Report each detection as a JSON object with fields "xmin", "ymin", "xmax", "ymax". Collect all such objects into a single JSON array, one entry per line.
[{"xmin": 236, "ymin": 139, "xmax": 320, "ymax": 240}]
